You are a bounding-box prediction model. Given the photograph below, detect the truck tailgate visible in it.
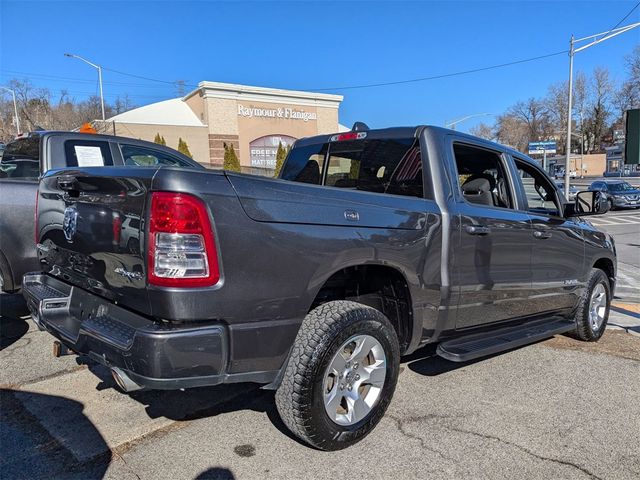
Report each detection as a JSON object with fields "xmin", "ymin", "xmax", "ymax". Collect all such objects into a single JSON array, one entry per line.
[{"xmin": 37, "ymin": 167, "xmax": 157, "ymax": 314}]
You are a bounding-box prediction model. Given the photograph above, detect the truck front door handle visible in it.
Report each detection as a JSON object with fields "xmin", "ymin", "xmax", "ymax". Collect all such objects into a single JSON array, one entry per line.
[
  {"xmin": 533, "ymin": 230, "xmax": 552, "ymax": 239},
  {"xmin": 465, "ymin": 225, "xmax": 491, "ymax": 235}
]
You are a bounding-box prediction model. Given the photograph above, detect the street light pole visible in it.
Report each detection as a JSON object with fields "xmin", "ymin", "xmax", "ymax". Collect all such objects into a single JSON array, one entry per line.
[
  {"xmin": 579, "ymin": 111, "xmax": 584, "ymax": 178},
  {"xmin": 445, "ymin": 113, "xmax": 494, "ymax": 130},
  {"xmin": 564, "ymin": 36, "xmax": 574, "ymax": 199},
  {"xmin": 564, "ymin": 21, "xmax": 640, "ymax": 197},
  {"xmin": 0, "ymin": 86, "xmax": 21, "ymax": 135},
  {"xmin": 64, "ymin": 53, "xmax": 105, "ymax": 121}
]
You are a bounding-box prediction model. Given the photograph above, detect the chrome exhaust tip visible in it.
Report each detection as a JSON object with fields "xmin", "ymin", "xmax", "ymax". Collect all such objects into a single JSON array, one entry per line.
[{"xmin": 111, "ymin": 367, "xmax": 143, "ymax": 393}]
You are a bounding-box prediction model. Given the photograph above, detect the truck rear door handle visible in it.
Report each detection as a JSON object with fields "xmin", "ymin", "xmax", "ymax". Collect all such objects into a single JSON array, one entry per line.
[
  {"xmin": 465, "ymin": 225, "xmax": 491, "ymax": 235},
  {"xmin": 533, "ymin": 230, "xmax": 552, "ymax": 239}
]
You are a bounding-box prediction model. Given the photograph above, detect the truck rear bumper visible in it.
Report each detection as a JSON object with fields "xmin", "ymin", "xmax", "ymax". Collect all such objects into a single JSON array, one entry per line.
[{"xmin": 22, "ymin": 272, "xmax": 277, "ymax": 390}]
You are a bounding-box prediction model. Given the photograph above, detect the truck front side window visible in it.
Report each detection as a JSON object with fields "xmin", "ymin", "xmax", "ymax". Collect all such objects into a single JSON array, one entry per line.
[{"xmin": 515, "ymin": 160, "xmax": 561, "ymax": 217}]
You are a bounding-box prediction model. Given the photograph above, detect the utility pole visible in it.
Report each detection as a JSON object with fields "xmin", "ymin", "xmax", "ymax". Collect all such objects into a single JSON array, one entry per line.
[
  {"xmin": 175, "ymin": 80, "xmax": 186, "ymax": 97},
  {"xmin": 64, "ymin": 53, "xmax": 105, "ymax": 121},
  {"xmin": 0, "ymin": 86, "xmax": 21, "ymax": 135},
  {"xmin": 564, "ymin": 21, "xmax": 640, "ymax": 197}
]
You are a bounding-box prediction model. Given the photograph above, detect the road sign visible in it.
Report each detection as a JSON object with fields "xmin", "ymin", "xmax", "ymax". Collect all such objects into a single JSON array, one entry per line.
[{"xmin": 528, "ymin": 141, "xmax": 557, "ymax": 155}]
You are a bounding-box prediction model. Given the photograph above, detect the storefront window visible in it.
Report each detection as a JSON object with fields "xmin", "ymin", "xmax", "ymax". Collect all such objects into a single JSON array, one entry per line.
[{"xmin": 250, "ymin": 135, "xmax": 297, "ymax": 169}]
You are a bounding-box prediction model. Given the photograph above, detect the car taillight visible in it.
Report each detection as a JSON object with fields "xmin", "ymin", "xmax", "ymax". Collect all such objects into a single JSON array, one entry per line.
[
  {"xmin": 112, "ymin": 214, "xmax": 122, "ymax": 245},
  {"xmin": 147, "ymin": 192, "xmax": 219, "ymax": 287},
  {"xmin": 34, "ymin": 188, "xmax": 39, "ymax": 243}
]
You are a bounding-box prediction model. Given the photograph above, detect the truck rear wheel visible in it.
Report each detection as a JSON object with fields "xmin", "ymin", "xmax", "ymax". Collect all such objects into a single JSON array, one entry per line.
[
  {"xmin": 275, "ymin": 300, "xmax": 400, "ymax": 450},
  {"xmin": 571, "ymin": 268, "xmax": 611, "ymax": 342}
]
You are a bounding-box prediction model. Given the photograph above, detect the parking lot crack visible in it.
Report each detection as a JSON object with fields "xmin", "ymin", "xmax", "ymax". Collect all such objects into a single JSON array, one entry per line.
[
  {"xmin": 446, "ymin": 426, "xmax": 603, "ymax": 480},
  {"xmin": 386, "ymin": 414, "xmax": 454, "ymax": 461},
  {"xmin": 113, "ymin": 450, "xmax": 142, "ymax": 480}
]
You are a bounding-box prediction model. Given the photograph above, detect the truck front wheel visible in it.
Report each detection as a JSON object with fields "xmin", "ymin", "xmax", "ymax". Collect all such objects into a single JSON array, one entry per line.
[
  {"xmin": 275, "ymin": 300, "xmax": 400, "ymax": 450},
  {"xmin": 571, "ymin": 268, "xmax": 611, "ymax": 342}
]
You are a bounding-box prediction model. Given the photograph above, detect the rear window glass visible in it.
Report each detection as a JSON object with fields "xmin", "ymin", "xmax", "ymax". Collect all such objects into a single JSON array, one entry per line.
[{"xmin": 0, "ymin": 137, "xmax": 41, "ymax": 180}]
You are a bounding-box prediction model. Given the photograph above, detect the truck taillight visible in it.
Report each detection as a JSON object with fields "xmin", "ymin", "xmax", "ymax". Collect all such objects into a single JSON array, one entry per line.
[
  {"xmin": 112, "ymin": 214, "xmax": 122, "ymax": 245},
  {"xmin": 329, "ymin": 132, "xmax": 367, "ymax": 142},
  {"xmin": 148, "ymin": 192, "xmax": 219, "ymax": 287}
]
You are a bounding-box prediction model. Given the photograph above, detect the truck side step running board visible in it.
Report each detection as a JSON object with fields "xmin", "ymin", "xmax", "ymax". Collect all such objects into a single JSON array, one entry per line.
[{"xmin": 436, "ymin": 318, "xmax": 575, "ymax": 362}]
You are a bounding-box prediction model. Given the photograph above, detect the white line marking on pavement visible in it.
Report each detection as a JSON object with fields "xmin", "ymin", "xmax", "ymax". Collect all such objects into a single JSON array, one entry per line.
[{"xmin": 591, "ymin": 218, "xmax": 640, "ymax": 226}]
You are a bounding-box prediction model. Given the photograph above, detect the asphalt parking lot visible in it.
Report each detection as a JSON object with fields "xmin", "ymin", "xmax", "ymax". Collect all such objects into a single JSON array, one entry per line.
[{"xmin": 1, "ymin": 208, "xmax": 639, "ymax": 480}]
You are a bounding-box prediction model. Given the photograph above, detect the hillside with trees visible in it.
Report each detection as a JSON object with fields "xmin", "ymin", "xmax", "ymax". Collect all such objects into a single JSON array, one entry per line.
[{"xmin": 0, "ymin": 79, "xmax": 134, "ymax": 142}]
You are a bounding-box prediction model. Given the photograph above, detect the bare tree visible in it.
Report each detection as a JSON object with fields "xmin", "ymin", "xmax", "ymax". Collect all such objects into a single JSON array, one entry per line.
[
  {"xmin": 613, "ymin": 81, "xmax": 639, "ymax": 124},
  {"xmin": 113, "ymin": 94, "xmax": 135, "ymax": 115},
  {"xmin": 544, "ymin": 71, "xmax": 588, "ymax": 155},
  {"xmin": 509, "ymin": 98, "xmax": 553, "ymax": 143},
  {"xmin": 625, "ymin": 45, "xmax": 640, "ymax": 86},
  {"xmin": 469, "ymin": 122, "xmax": 494, "ymax": 140},
  {"xmin": 494, "ymin": 114, "xmax": 529, "ymax": 151},
  {"xmin": 583, "ymin": 67, "xmax": 613, "ymax": 153}
]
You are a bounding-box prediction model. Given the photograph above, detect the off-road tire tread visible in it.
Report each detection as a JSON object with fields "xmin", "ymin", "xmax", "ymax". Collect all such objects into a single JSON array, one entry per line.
[
  {"xmin": 571, "ymin": 268, "xmax": 610, "ymax": 342},
  {"xmin": 275, "ymin": 300, "xmax": 399, "ymax": 450}
]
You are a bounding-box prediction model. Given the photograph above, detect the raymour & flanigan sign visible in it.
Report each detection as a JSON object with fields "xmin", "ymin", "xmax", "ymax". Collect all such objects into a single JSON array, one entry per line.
[{"xmin": 238, "ymin": 104, "xmax": 317, "ymax": 122}]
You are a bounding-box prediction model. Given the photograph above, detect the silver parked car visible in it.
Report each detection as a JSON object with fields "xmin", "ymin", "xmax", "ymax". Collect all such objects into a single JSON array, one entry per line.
[{"xmin": 555, "ymin": 181, "xmax": 579, "ymax": 201}]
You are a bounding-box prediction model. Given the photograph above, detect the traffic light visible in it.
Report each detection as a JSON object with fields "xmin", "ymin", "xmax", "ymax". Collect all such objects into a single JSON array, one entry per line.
[{"xmin": 626, "ymin": 109, "xmax": 639, "ymax": 165}]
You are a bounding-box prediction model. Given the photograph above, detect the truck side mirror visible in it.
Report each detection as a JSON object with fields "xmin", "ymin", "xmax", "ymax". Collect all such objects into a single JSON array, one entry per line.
[{"xmin": 573, "ymin": 191, "xmax": 609, "ymax": 216}]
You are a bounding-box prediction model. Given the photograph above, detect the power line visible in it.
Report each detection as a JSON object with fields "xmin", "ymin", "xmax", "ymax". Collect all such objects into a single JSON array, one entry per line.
[
  {"xmin": 102, "ymin": 66, "xmax": 196, "ymax": 88},
  {"xmin": 0, "ymin": 69, "xmax": 177, "ymax": 89},
  {"xmin": 310, "ymin": 50, "xmax": 569, "ymax": 91},
  {"xmin": 4, "ymin": 49, "xmax": 571, "ymax": 95},
  {"xmin": 608, "ymin": 1, "xmax": 640, "ymax": 32}
]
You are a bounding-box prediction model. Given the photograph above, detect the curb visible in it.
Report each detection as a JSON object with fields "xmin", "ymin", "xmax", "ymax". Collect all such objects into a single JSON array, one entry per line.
[{"xmin": 608, "ymin": 302, "xmax": 640, "ymax": 336}]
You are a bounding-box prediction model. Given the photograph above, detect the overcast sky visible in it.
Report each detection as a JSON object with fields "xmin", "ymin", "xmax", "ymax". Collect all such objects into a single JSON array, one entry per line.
[{"xmin": 1, "ymin": 1, "xmax": 638, "ymax": 132}]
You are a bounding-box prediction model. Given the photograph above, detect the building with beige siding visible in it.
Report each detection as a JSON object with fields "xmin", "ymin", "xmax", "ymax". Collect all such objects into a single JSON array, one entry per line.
[{"xmin": 106, "ymin": 82, "xmax": 344, "ymax": 172}]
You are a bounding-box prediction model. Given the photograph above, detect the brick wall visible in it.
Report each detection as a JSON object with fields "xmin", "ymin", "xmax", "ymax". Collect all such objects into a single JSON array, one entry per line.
[{"xmin": 209, "ymin": 134, "xmax": 240, "ymax": 167}]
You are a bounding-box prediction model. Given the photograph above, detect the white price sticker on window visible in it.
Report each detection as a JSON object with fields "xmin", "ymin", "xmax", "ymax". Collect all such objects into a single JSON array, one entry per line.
[{"xmin": 74, "ymin": 146, "xmax": 104, "ymax": 167}]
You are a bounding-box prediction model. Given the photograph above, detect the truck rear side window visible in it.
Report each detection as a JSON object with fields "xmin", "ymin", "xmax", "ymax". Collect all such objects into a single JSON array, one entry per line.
[
  {"xmin": 280, "ymin": 143, "xmax": 327, "ymax": 184},
  {"xmin": 0, "ymin": 136, "xmax": 40, "ymax": 180},
  {"xmin": 282, "ymin": 137, "xmax": 424, "ymax": 199},
  {"xmin": 325, "ymin": 138, "xmax": 422, "ymax": 198},
  {"xmin": 64, "ymin": 140, "xmax": 113, "ymax": 167}
]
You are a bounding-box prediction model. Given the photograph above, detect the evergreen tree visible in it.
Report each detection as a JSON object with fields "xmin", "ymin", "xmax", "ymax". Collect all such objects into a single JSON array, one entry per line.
[
  {"xmin": 349, "ymin": 160, "xmax": 361, "ymax": 180},
  {"xmin": 223, "ymin": 142, "xmax": 241, "ymax": 172},
  {"xmin": 274, "ymin": 141, "xmax": 287, "ymax": 177},
  {"xmin": 154, "ymin": 133, "xmax": 166, "ymax": 145},
  {"xmin": 177, "ymin": 137, "xmax": 192, "ymax": 158}
]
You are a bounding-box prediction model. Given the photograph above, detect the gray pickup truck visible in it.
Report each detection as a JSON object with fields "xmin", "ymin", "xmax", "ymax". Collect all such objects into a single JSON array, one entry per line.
[
  {"xmin": 0, "ymin": 131, "xmax": 203, "ymax": 292},
  {"xmin": 23, "ymin": 124, "xmax": 615, "ymax": 450}
]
